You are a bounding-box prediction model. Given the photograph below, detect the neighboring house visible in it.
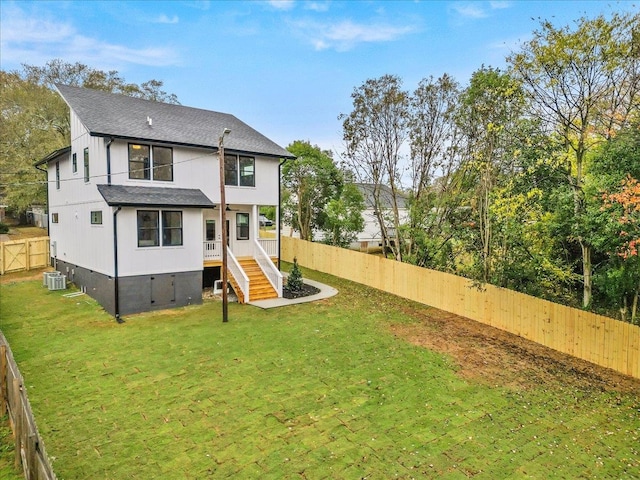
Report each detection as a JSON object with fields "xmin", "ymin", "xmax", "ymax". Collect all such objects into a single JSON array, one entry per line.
[
  {"xmin": 352, "ymin": 183, "xmax": 409, "ymax": 251},
  {"xmin": 36, "ymin": 85, "xmax": 294, "ymax": 319}
]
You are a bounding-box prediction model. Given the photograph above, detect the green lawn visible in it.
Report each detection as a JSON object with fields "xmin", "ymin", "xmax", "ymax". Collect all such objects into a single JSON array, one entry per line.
[{"xmin": 0, "ymin": 268, "xmax": 638, "ymax": 479}]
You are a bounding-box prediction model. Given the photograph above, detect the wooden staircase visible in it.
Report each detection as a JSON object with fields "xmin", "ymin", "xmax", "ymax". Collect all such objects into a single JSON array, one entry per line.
[{"xmin": 229, "ymin": 258, "xmax": 279, "ymax": 303}]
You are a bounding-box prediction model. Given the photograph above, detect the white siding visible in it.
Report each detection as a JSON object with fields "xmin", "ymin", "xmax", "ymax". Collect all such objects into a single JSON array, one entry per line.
[
  {"xmin": 117, "ymin": 208, "xmax": 203, "ymax": 277},
  {"xmin": 48, "ymin": 114, "xmax": 114, "ymax": 275}
]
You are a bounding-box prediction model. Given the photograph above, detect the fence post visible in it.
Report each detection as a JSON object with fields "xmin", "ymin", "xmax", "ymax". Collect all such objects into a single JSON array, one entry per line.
[
  {"xmin": 0, "ymin": 345, "xmax": 6, "ymax": 416},
  {"xmin": 13, "ymin": 377, "xmax": 22, "ymax": 471},
  {"xmin": 24, "ymin": 239, "xmax": 31, "ymax": 272},
  {"xmin": 0, "ymin": 241, "xmax": 4, "ymax": 275}
]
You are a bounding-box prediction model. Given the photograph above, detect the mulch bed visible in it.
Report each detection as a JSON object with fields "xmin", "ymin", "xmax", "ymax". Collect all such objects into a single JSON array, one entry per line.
[{"xmin": 282, "ymin": 283, "xmax": 320, "ymax": 299}]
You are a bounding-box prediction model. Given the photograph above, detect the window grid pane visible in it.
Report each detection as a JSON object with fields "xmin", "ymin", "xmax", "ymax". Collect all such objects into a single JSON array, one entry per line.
[
  {"xmin": 162, "ymin": 211, "xmax": 183, "ymax": 246},
  {"xmin": 137, "ymin": 210, "xmax": 159, "ymax": 247},
  {"xmin": 153, "ymin": 146, "xmax": 173, "ymax": 181},
  {"xmin": 239, "ymin": 156, "xmax": 255, "ymax": 187},
  {"xmin": 129, "ymin": 144, "xmax": 151, "ymax": 180},
  {"xmin": 84, "ymin": 148, "xmax": 90, "ymax": 182},
  {"xmin": 236, "ymin": 213, "xmax": 249, "ymax": 240},
  {"xmin": 224, "ymin": 154, "xmax": 238, "ymax": 186},
  {"xmin": 90, "ymin": 211, "xmax": 102, "ymax": 225}
]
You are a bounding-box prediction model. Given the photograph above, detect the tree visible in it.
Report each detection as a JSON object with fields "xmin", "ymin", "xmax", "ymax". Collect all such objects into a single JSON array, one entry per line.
[
  {"xmin": 508, "ymin": 12, "xmax": 640, "ymax": 307},
  {"xmin": 405, "ymin": 74, "xmax": 464, "ymax": 264},
  {"xmin": 0, "ymin": 60, "xmax": 179, "ymax": 216},
  {"xmin": 455, "ymin": 66, "xmax": 527, "ymax": 284},
  {"xmin": 340, "ymin": 74, "xmax": 409, "ymax": 261},
  {"xmin": 322, "ymin": 181, "xmax": 365, "ymax": 247},
  {"xmin": 281, "ymin": 140, "xmax": 342, "ymax": 240}
]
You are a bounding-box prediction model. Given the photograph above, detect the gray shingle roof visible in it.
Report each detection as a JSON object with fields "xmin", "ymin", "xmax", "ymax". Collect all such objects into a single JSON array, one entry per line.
[
  {"xmin": 97, "ymin": 184, "xmax": 215, "ymax": 208},
  {"xmin": 56, "ymin": 84, "xmax": 295, "ymax": 159},
  {"xmin": 355, "ymin": 183, "xmax": 408, "ymax": 209}
]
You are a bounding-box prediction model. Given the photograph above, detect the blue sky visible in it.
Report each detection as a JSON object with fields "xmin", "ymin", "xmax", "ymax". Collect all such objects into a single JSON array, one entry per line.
[{"xmin": 1, "ymin": 0, "xmax": 636, "ymax": 157}]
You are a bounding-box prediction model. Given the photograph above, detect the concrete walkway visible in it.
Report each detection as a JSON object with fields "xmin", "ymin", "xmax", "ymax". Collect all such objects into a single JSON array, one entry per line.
[{"xmin": 248, "ymin": 278, "xmax": 338, "ymax": 309}]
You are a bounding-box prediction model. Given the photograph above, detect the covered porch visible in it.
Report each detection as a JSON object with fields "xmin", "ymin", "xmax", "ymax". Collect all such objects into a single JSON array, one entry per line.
[{"xmin": 202, "ymin": 204, "xmax": 281, "ymax": 302}]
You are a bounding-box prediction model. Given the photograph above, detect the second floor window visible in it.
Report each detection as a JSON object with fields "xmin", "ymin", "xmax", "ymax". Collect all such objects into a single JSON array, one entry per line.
[
  {"xmin": 72, "ymin": 153, "xmax": 77, "ymax": 173},
  {"xmin": 225, "ymin": 154, "xmax": 255, "ymax": 187},
  {"xmin": 55, "ymin": 162, "xmax": 60, "ymax": 189},
  {"xmin": 83, "ymin": 148, "xmax": 90, "ymax": 182},
  {"xmin": 129, "ymin": 144, "xmax": 173, "ymax": 181}
]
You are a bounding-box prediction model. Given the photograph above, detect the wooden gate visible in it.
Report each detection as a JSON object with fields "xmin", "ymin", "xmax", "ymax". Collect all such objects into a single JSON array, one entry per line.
[{"xmin": 0, "ymin": 237, "xmax": 50, "ymax": 275}]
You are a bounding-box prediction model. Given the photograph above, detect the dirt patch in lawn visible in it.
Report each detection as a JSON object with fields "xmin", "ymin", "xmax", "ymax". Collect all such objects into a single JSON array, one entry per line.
[{"xmin": 389, "ymin": 306, "xmax": 640, "ymax": 394}]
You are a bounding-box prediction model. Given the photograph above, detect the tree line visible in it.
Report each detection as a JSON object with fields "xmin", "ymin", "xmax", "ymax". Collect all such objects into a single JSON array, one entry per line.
[{"xmin": 286, "ymin": 12, "xmax": 640, "ymax": 322}]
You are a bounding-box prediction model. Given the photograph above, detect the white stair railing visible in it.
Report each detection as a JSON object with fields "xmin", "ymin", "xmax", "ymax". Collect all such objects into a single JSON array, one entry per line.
[
  {"xmin": 253, "ymin": 239, "xmax": 283, "ymax": 297},
  {"xmin": 227, "ymin": 248, "xmax": 250, "ymax": 302}
]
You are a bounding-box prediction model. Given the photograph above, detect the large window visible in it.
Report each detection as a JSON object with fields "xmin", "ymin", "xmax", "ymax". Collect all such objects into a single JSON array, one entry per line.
[
  {"xmin": 162, "ymin": 211, "xmax": 183, "ymax": 246},
  {"xmin": 225, "ymin": 154, "xmax": 255, "ymax": 187},
  {"xmin": 137, "ymin": 210, "xmax": 183, "ymax": 247},
  {"xmin": 137, "ymin": 210, "xmax": 159, "ymax": 247},
  {"xmin": 83, "ymin": 148, "xmax": 90, "ymax": 182},
  {"xmin": 236, "ymin": 213, "xmax": 249, "ymax": 240},
  {"xmin": 129, "ymin": 144, "xmax": 173, "ymax": 181}
]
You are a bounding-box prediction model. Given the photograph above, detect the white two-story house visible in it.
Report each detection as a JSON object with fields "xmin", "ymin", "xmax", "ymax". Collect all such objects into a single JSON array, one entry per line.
[{"xmin": 36, "ymin": 85, "xmax": 294, "ymax": 319}]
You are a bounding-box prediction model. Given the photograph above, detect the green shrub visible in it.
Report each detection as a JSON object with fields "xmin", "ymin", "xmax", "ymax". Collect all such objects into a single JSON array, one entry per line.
[
  {"xmin": 287, "ymin": 257, "xmax": 303, "ymax": 292},
  {"xmin": 0, "ymin": 223, "xmax": 9, "ymax": 234}
]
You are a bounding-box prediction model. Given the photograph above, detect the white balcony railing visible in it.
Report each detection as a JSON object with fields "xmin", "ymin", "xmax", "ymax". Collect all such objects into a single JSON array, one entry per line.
[
  {"xmin": 203, "ymin": 241, "xmax": 222, "ymax": 261},
  {"xmin": 257, "ymin": 238, "xmax": 278, "ymax": 257}
]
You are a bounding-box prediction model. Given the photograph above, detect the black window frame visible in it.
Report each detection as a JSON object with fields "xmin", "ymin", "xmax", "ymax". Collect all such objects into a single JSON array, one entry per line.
[
  {"xmin": 55, "ymin": 161, "xmax": 60, "ymax": 190},
  {"xmin": 205, "ymin": 219, "xmax": 216, "ymax": 241},
  {"xmin": 72, "ymin": 152, "xmax": 77, "ymax": 173},
  {"xmin": 162, "ymin": 211, "xmax": 183, "ymax": 246},
  {"xmin": 90, "ymin": 211, "xmax": 103, "ymax": 225},
  {"xmin": 224, "ymin": 154, "xmax": 255, "ymax": 187},
  {"xmin": 236, "ymin": 212, "xmax": 250, "ymax": 240},
  {"xmin": 51, "ymin": 213, "xmax": 59, "ymax": 223},
  {"xmin": 137, "ymin": 210, "xmax": 160, "ymax": 247},
  {"xmin": 128, "ymin": 143, "xmax": 173, "ymax": 181},
  {"xmin": 83, "ymin": 147, "xmax": 90, "ymax": 182}
]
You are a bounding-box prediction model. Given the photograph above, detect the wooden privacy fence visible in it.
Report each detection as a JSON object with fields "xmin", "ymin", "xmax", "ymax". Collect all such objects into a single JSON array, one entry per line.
[
  {"xmin": 282, "ymin": 237, "xmax": 640, "ymax": 380},
  {"xmin": 0, "ymin": 237, "xmax": 50, "ymax": 275},
  {"xmin": 0, "ymin": 332, "xmax": 57, "ymax": 479}
]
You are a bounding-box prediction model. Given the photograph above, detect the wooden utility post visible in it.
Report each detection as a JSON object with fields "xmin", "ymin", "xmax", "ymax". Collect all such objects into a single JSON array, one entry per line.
[{"xmin": 218, "ymin": 128, "xmax": 231, "ymax": 323}]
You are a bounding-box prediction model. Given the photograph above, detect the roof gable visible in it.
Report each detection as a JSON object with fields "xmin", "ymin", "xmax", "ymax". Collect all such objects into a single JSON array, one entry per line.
[{"xmin": 55, "ymin": 84, "xmax": 294, "ymax": 159}]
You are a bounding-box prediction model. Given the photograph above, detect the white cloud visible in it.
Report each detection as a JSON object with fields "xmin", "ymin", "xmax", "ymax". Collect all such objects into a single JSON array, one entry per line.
[
  {"xmin": 0, "ymin": 4, "xmax": 180, "ymax": 69},
  {"xmin": 268, "ymin": 0, "xmax": 295, "ymax": 11},
  {"xmin": 452, "ymin": 3, "xmax": 489, "ymax": 19},
  {"xmin": 489, "ymin": 1, "xmax": 512, "ymax": 9},
  {"xmin": 305, "ymin": 1, "xmax": 330, "ymax": 12},
  {"xmin": 154, "ymin": 14, "xmax": 180, "ymax": 24},
  {"xmin": 294, "ymin": 19, "xmax": 415, "ymax": 51}
]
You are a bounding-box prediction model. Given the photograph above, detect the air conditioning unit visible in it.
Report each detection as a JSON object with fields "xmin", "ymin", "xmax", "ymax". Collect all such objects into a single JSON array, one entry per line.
[
  {"xmin": 43, "ymin": 271, "xmax": 61, "ymax": 286},
  {"xmin": 47, "ymin": 273, "xmax": 67, "ymax": 291}
]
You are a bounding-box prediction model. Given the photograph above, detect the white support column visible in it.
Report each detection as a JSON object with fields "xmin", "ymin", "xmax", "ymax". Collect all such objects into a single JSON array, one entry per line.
[{"xmin": 252, "ymin": 204, "xmax": 259, "ymax": 240}]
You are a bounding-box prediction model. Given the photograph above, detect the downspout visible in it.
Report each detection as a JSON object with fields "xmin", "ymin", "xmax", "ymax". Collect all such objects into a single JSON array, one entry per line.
[
  {"xmin": 113, "ymin": 206, "xmax": 124, "ymax": 323},
  {"xmin": 278, "ymin": 158, "xmax": 289, "ymax": 271},
  {"xmin": 106, "ymin": 137, "xmax": 114, "ymax": 185}
]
